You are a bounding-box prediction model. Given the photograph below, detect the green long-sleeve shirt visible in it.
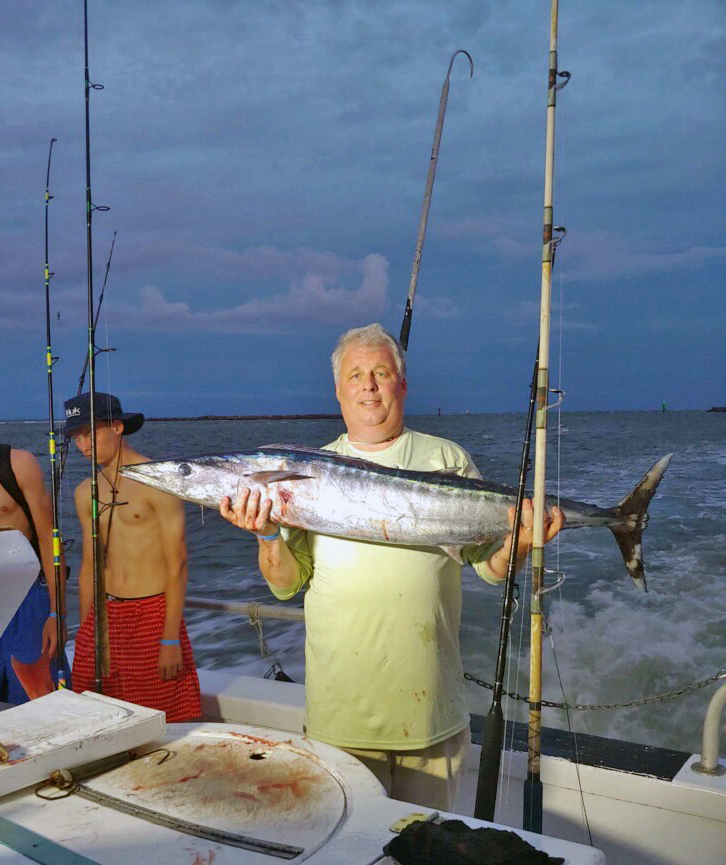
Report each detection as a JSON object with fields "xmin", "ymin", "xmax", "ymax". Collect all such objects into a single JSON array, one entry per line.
[{"xmin": 267, "ymin": 428, "xmax": 500, "ymax": 750}]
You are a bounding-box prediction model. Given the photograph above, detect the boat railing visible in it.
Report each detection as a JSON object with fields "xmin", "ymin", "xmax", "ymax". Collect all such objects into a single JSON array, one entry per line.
[
  {"xmin": 691, "ymin": 680, "xmax": 726, "ymax": 775},
  {"xmin": 62, "ymin": 593, "xmax": 305, "ymax": 641},
  {"xmin": 185, "ymin": 595, "xmax": 305, "ymax": 622}
]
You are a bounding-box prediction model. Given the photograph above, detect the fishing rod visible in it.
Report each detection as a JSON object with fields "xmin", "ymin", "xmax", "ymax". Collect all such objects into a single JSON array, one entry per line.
[
  {"xmin": 524, "ymin": 0, "xmax": 569, "ymax": 833},
  {"xmin": 77, "ymin": 230, "xmax": 116, "ymax": 397},
  {"xmin": 57, "ymin": 230, "xmax": 117, "ymax": 485},
  {"xmin": 399, "ymin": 49, "xmax": 473, "ymax": 351},
  {"xmin": 474, "ymin": 351, "xmax": 538, "ymax": 820},
  {"xmin": 82, "ymin": 0, "xmax": 110, "ymax": 694},
  {"xmin": 43, "ymin": 136, "xmax": 67, "ymax": 689}
]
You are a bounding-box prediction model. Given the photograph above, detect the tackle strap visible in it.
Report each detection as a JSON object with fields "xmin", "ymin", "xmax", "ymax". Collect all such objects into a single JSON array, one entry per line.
[{"xmin": 0, "ymin": 443, "xmax": 41, "ymax": 561}]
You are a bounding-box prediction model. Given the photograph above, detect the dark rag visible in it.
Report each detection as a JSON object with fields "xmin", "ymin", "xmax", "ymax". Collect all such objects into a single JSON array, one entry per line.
[{"xmin": 384, "ymin": 819, "xmax": 565, "ymax": 865}]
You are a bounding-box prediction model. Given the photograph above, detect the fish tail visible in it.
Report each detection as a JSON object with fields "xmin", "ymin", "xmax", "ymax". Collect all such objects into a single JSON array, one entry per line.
[{"xmin": 609, "ymin": 453, "xmax": 673, "ymax": 592}]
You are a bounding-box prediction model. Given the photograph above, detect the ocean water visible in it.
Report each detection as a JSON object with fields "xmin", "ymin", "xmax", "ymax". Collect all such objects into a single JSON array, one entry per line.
[{"xmin": 2, "ymin": 411, "xmax": 724, "ymax": 753}]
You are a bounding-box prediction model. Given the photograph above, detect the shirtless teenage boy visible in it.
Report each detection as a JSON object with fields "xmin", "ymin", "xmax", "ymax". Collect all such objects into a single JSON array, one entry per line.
[
  {"xmin": 0, "ymin": 445, "xmax": 67, "ymax": 702},
  {"xmin": 66, "ymin": 392, "xmax": 200, "ymax": 721}
]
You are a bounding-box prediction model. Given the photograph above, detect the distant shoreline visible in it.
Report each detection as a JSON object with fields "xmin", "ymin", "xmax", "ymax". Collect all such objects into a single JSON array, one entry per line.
[
  {"xmin": 145, "ymin": 413, "xmax": 344, "ymax": 422},
  {"xmin": 1, "ymin": 408, "xmax": 723, "ymax": 423}
]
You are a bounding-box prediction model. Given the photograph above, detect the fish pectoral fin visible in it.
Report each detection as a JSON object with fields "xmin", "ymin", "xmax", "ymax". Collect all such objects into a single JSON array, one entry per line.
[
  {"xmin": 244, "ymin": 471, "xmax": 312, "ymax": 484},
  {"xmin": 439, "ymin": 545, "xmax": 465, "ymax": 564}
]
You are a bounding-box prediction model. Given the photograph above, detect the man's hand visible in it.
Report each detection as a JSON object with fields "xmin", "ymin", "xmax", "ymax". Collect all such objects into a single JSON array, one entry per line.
[
  {"xmin": 158, "ymin": 643, "xmax": 183, "ymax": 680},
  {"xmin": 506, "ymin": 498, "xmax": 564, "ymax": 562},
  {"xmin": 220, "ymin": 488, "xmax": 278, "ymax": 536},
  {"xmin": 486, "ymin": 499, "xmax": 565, "ymax": 580}
]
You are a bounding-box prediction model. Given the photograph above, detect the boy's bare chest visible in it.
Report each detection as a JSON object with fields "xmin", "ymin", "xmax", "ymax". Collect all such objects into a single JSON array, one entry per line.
[{"xmin": 97, "ymin": 477, "xmax": 154, "ymax": 531}]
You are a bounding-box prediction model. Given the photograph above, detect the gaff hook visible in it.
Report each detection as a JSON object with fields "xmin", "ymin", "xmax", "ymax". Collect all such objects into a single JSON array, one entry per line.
[
  {"xmin": 446, "ymin": 49, "xmax": 474, "ymax": 81},
  {"xmin": 400, "ymin": 48, "xmax": 474, "ymax": 351}
]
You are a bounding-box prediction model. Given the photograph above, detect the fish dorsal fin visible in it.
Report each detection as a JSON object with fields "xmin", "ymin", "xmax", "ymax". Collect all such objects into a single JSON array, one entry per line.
[
  {"xmin": 257, "ymin": 443, "xmax": 375, "ymax": 469},
  {"xmin": 439, "ymin": 545, "xmax": 465, "ymax": 564},
  {"xmin": 259, "ymin": 443, "xmax": 330, "ymax": 456},
  {"xmin": 245, "ymin": 470, "xmax": 312, "ymax": 484}
]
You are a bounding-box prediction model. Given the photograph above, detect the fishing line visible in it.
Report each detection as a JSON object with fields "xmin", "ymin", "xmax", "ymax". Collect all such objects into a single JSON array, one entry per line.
[
  {"xmin": 103, "ymin": 301, "xmax": 111, "ymax": 395},
  {"xmin": 549, "ymin": 631, "xmax": 594, "ymax": 847},
  {"xmin": 549, "ymin": 107, "xmax": 595, "ymax": 847}
]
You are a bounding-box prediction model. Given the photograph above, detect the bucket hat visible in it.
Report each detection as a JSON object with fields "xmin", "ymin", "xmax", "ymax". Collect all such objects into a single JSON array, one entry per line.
[{"xmin": 63, "ymin": 391, "xmax": 144, "ymax": 436}]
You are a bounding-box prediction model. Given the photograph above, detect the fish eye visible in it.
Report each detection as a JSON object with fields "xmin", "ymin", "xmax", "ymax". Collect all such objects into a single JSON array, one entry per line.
[{"xmin": 178, "ymin": 463, "xmax": 192, "ymax": 476}]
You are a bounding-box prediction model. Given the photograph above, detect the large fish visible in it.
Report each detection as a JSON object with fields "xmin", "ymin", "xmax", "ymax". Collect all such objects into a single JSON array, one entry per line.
[{"xmin": 120, "ymin": 445, "xmax": 673, "ymax": 591}]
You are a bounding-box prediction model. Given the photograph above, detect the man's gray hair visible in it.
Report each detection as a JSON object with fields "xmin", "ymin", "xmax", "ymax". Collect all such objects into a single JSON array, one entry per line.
[{"xmin": 331, "ymin": 323, "xmax": 406, "ymax": 384}]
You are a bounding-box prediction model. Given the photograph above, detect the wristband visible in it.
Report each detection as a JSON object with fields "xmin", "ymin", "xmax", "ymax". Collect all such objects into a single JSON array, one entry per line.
[
  {"xmin": 159, "ymin": 639, "xmax": 180, "ymax": 646},
  {"xmin": 48, "ymin": 612, "xmax": 65, "ymax": 619},
  {"xmin": 256, "ymin": 529, "xmax": 280, "ymax": 542}
]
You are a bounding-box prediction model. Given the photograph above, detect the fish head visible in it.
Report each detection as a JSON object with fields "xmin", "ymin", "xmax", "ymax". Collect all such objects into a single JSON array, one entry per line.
[{"xmin": 120, "ymin": 455, "xmax": 252, "ymax": 508}]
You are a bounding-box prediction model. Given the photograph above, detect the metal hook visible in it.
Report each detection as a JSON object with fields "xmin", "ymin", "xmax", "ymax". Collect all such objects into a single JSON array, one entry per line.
[
  {"xmin": 446, "ymin": 49, "xmax": 474, "ymax": 80},
  {"xmin": 536, "ymin": 568, "xmax": 566, "ymax": 599},
  {"xmin": 93, "ymin": 346, "xmax": 117, "ymax": 358},
  {"xmin": 141, "ymin": 747, "xmax": 173, "ymax": 766},
  {"xmin": 546, "ymin": 388, "xmax": 565, "ymax": 411},
  {"xmin": 264, "ymin": 662, "xmax": 282, "ymax": 680},
  {"xmin": 98, "ymin": 498, "xmax": 128, "ymax": 518},
  {"xmin": 551, "ymin": 225, "xmax": 567, "ymax": 266},
  {"xmin": 35, "ymin": 769, "xmax": 76, "ymax": 800},
  {"xmin": 555, "ymin": 70, "xmax": 571, "ymax": 91}
]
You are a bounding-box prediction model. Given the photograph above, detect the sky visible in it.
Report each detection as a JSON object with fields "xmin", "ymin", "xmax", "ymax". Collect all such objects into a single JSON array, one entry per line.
[{"xmin": 1, "ymin": 0, "xmax": 724, "ymax": 419}]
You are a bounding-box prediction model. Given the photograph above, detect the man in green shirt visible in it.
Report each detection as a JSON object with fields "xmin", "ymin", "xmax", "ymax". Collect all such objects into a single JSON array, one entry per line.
[{"xmin": 221, "ymin": 323, "xmax": 563, "ymax": 809}]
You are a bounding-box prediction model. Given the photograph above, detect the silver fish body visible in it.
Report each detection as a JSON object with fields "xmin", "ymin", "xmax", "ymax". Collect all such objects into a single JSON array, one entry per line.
[{"xmin": 120, "ymin": 444, "xmax": 672, "ymax": 590}]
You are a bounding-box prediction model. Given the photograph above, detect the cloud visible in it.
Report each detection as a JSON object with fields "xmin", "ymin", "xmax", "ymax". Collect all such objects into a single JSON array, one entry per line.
[
  {"xmin": 645, "ymin": 313, "xmax": 725, "ymax": 331},
  {"xmin": 109, "ymin": 252, "xmax": 392, "ymax": 333},
  {"xmin": 1, "ymin": 0, "xmax": 722, "ymax": 416},
  {"xmin": 439, "ymin": 218, "xmax": 726, "ymax": 283},
  {"xmin": 0, "ymin": 285, "xmax": 86, "ymax": 333},
  {"xmin": 508, "ymin": 299, "xmax": 601, "ymax": 331},
  {"xmin": 438, "ymin": 217, "xmax": 537, "ymax": 260},
  {"xmin": 415, "ymin": 295, "xmax": 460, "ymax": 319},
  {"xmin": 563, "ymin": 232, "xmax": 726, "ymax": 281},
  {"xmin": 117, "ymin": 241, "xmax": 358, "ymax": 284}
]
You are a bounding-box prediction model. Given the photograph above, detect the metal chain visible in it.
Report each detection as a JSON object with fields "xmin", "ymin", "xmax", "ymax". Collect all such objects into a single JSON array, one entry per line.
[
  {"xmin": 247, "ymin": 603, "xmax": 273, "ymax": 660},
  {"xmin": 247, "ymin": 604, "xmax": 287, "ymax": 680},
  {"xmin": 463, "ymin": 668, "xmax": 726, "ymax": 711}
]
